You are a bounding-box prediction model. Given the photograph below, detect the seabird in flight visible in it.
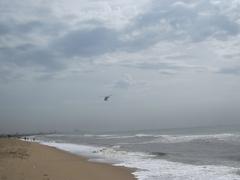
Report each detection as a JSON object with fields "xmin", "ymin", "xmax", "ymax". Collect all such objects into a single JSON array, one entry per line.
[{"xmin": 104, "ymin": 95, "xmax": 111, "ymax": 101}]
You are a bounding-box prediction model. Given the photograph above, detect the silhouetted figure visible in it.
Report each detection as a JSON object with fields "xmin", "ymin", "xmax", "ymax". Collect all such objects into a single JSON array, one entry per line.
[{"xmin": 104, "ymin": 95, "xmax": 111, "ymax": 101}]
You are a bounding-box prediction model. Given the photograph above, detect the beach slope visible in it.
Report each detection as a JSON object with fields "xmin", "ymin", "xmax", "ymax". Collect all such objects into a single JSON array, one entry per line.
[{"xmin": 0, "ymin": 138, "xmax": 136, "ymax": 180}]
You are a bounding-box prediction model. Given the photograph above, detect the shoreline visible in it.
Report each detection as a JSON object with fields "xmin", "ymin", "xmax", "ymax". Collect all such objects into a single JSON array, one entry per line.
[{"xmin": 0, "ymin": 138, "xmax": 136, "ymax": 180}]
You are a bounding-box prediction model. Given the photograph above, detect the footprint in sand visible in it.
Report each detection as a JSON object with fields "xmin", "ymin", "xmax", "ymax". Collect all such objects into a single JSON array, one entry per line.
[{"xmin": 43, "ymin": 174, "xmax": 50, "ymax": 180}]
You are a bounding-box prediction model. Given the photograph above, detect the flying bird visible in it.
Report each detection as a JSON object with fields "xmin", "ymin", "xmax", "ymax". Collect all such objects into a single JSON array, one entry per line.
[{"xmin": 104, "ymin": 95, "xmax": 111, "ymax": 101}]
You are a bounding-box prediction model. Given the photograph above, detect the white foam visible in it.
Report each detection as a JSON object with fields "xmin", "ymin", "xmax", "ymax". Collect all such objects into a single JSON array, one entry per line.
[
  {"xmin": 117, "ymin": 156, "xmax": 240, "ymax": 180},
  {"xmin": 82, "ymin": 133, "xmax": 160, "ymax": 139},
  {"xmin": 150, "ymin": 133, "xmax": 240, "ymax": 144},
  {"xmin": 83, "ymin": 134, "xmax": 115, "ymax": 138},
  {"xmin": 79, "ymin": 133, "xmax": 240, "ymax": 144},
  {"xmin": 135, "ymin": 134, "xmax": 159, "ymax": 137},
  {"xmin": 39, "ymin": 141, "xmax": 240, "ymax": 180},
  {"xmin": 41, "ymin": 141, "xmax": 102, "ymax": 157}
]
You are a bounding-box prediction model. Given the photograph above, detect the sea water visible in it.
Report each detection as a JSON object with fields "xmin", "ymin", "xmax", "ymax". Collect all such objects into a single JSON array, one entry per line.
[{"xmin": 33, "ymin": 126, "xmax": 240, "ymax": 179}]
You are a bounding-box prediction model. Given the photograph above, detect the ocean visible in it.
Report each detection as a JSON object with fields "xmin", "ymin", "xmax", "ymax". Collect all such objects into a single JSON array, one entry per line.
[{"xmin": 32, "ymin": 126, "xmax": 240, "ymax": 179}]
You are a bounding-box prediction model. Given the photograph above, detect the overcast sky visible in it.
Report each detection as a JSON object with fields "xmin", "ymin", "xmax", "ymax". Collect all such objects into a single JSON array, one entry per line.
[{"xmin": 1, "ymin": 0, "xmax": 240, "ymax": 133}]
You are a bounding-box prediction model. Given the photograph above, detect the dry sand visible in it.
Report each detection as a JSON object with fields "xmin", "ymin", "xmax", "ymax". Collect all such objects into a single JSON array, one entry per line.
[{"xmin": 0, "ymin": 138, "xmax": 136, "ymax": 180}]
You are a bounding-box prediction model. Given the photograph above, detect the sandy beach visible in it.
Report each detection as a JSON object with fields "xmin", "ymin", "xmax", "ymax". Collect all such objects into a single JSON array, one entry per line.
[{"xmin": 0, "ymin": 138, "xmax": 136, "ymax": 180}]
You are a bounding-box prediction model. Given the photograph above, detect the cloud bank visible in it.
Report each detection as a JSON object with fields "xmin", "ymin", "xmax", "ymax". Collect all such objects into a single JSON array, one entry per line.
[{"xmin": 0, "ymin": 0, "xmax": 240, "ymax": 81}]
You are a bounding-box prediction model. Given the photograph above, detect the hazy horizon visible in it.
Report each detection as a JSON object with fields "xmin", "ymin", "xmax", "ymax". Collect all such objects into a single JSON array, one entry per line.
[{"xmin": 1, "ymin": 0, "xmax": 240, "ymax": 134}]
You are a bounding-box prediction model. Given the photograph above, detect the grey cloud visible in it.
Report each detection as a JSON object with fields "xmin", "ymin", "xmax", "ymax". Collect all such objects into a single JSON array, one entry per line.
[
  {"xmin": 135, "ymin": 62, "xmax": 180, "ymax": 70},
  {"xmin": 1, "ymin": 0, "xmax": 240, "ymax": 83},
  {"xmin": 53, "ymin": 27, "xmax": 121, "ymax": 57},
  {"xmin": 122, "ymin": 61, "xmax": 207, "ymax": 75},
  {"xmin": 53, "ymin": 0, "xmax": 240, "ymax": 59},
  {"xmin": 0, "ymin": 68, "xmax": 23, "ymax": 82},
  {"xmin": 0, "ymin": 1, "xmax": 66, "ymax": 37},
  {"xmin": 123, "ymin": 62, "xmax": 182, "ymax": 71},
  {"xmin": 218, "ymin": 67, "xmax": 240, "ymax": 75},
  {"xmin": 0, "ymin": 20, "xmax": 65, "ymax": 38},
  {"xmin": 128, "ymin": 0, "xmax": 240, "ymax": 43},
  {"xmin": 0, "ymin": 2, "xmax": 69, "ymax": 80},
  {"xmin": 189, "ymin": 15, "xmax": 239, "ymax": 41},
  {"xmin": 120, "ymin": 31, "xmax": 165, "ymax": 52},
  {"xmin": 12, "ymin": 21, "xmax": 44, "ymax": 34},
  {"xmin": 0, "ymin": 23, "xmax": 10, "ymax": 35},
  {"xmin": 56, "ymin": 0, "xmax": 240, "ymax": 55},
  {"xmin": 0, "ymin": 22, "xmax": 123, "ymax": 81},
  {"xmin": 113, "ymin": 80, "xmax": 132, "ymax": 89},
  {"xmin": 112, "ymin": 75, "xmax": 134, "ymax": 89},
  {"xmin": 21, "ymin": 49, "xmax": 63, "ymax": 70},
  {"xmin": 223, "ymin": 53, "xmax": 240, "ymax": 60},
  {"xmin": 164, "ymin": 54, "xmax": 194, "ymax": 60},
  {"xmin": 136, "ymin": 0, "xmax": 196, "ymax": 28},
  {"xmin": 0, "ymin": 46, "xmax": 63, "ymax": 72},
  {"xmin": 111, "ymin": 74, "xmax": 147, "ymax": 89}
]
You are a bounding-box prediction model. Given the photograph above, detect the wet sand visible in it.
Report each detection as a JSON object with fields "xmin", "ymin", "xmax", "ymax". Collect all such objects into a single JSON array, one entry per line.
[{"xmin": 0, "ymin": 138, "xmax": 136, "ymax": 180}]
